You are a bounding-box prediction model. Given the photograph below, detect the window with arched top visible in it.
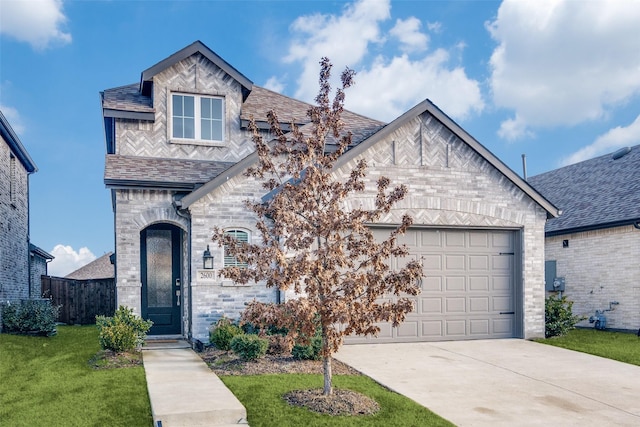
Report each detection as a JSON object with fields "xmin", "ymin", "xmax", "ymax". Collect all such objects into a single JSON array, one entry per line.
[{"xmin": 223, "ymin": 229, "xmax": 249, "ymax": 268}]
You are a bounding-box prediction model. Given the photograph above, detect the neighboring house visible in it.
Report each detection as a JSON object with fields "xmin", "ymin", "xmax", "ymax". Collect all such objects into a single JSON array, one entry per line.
[
  {"xmin": 29, "ymin": 244, "xmax": 54, "ymax": 296},
  {"xmin": 65, "ymin": 251, "xmax": 115, "ymax": 280},
  {"xmin": 529, "ymin": 146, "xmax": 640, "ymax": 332},
  {"xmin": 0, "ymin": 109, "xmax": 51, "ymax": 301},
  {"xmin": 101, "ymin": 41, "xmax": 558, "ymax": 342}
]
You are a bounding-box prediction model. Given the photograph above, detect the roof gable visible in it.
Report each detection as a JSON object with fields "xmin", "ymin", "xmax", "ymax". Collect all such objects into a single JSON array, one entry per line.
[
  {"xmin": 139, "ymin": 40, "xmax": 253, "ymax": 97},
  {"xmin": 529, "ymin": 145, "xmax": 640, "ymax": 234}
]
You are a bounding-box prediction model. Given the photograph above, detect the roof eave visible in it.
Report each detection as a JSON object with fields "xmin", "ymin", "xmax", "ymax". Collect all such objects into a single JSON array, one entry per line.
[
  {"xmin": 103, "ymin": 109, "xmax": 155, "ymax": 121},
  {"xmin": 105, "ymin": 179, "xmax": 199, "ymax": 192},
  {"xmin": 546, "ymin": 218, "xmax": 640, "ymax": 237},
  {"xmin": 0, "ymin": 110, "xmax": 37, "ymax": 173}
]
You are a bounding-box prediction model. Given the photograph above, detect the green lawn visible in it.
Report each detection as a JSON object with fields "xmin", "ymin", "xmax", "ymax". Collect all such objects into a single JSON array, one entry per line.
[
  {"xmin": 535, "ymin": 328, "xmax": 640, "ymax": 366},
  {"xmin": 0, "ymin": 325, "xmax": 153, "ymax": 427},
  {"xmin": 221, "ymin": 374, "xmax": 454, "ymax": 427}
]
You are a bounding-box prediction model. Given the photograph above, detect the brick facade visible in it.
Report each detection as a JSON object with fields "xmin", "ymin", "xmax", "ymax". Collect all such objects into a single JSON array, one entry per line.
[
  {"xmin": 545, "ymin": 225, "xmax": 640, "ymax": 331},
  {"xmin": 0, "ymin": 134, "xmax": 30, "ymax": 301}
]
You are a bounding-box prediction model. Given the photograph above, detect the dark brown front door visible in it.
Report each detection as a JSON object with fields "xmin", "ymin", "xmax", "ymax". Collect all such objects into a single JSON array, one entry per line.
[{"xmin": 141, "ymin": 224, "xmax": 181, "ymax": 335}]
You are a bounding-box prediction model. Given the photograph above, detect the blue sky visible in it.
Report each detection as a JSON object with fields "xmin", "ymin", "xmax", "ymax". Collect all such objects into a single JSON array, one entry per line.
[{"xmin": 1, "ymin": 0, "xmax": 639, "ymax": 276}]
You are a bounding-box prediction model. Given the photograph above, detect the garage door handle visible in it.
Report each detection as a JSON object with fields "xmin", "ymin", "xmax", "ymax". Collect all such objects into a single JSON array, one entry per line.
[
  {"xmin": 500, "ymin": 311, "xmax": 515, "ymax": 315},
  {"xmin": 499, "ymin": 252, "xmax": 514, "ymax": 255}
]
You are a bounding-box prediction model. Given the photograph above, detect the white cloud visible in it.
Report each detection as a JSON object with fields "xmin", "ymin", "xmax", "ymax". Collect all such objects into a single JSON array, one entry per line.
[
  {"xmin": 284, "ymin": 0, "xmax": 484, "ymax": 122},
  {"xmin": 561, "ymin": 115, "xmax": 640, "ymax": 166},
  {"xmin": 0, "ymin": 0, "xmax": 71, "ymax": 50},
  {"xmin": 347, "ymin": 52, "xmax": 483, "ymax": 122},
  {"xmin": 48, "ymin": 245, "xmax": 95, "ymax": 277},
  {"xmin": 285, "ymin": 0, "xmax": 390, "ymax": 103},
  {"xmin": 263, "ymin": 76, "xmax": 285, "ymax": 93},
  {"xmin": 0, "ymin": 104, "xmax": 25, "ymax": 135},
  {"xmin": 488, "ymin": 0, "xmax": 640, "ymax": 140},
  {"xmin": 390, "ymin": 17, "xmax": 429, "ymax": 53}
]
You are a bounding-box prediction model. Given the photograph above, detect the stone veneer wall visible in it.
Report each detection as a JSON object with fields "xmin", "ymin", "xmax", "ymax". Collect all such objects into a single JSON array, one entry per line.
[
  {"xmin": 187, "ymin": 112, "xmax": 549, "ymax": 341},
  {"xmin": 0, "ymin": 135, "xmax": 30, "ymax": 301},
  {"xmin": 545, "ymin": 225, "xmax": 639, "ymax": 331}
]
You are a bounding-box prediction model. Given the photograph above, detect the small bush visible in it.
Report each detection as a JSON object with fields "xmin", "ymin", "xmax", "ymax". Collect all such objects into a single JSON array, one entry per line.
[
  {"xmin": 230, "ymin": 334, "xmax": 268, "ymax": 361},
  {"xmin": 96, "ymin": 306, "xmax": 152, "ymax": 352},
  {"xmin": 209, "ymin": 317, "xmax": 244, "ymax": 351},
  {"xmin": 545, "ymin": 295, "xmax": 584, "ymax": 338},
  {"xmin": 291, "ymin": 335, "xmax": 322, "ymax": 361},
  {"xmin": 1, "ymin": 299, "xmax": 59, "ymax": 336},
  {"xmin": 267, "ymin": 334, "xmax": 293, "ymax": 355}
]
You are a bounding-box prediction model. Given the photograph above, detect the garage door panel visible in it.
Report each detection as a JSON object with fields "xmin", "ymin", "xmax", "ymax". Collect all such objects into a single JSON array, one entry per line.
[
  {"xmin": 445, "ymin": 232, "xmax": 466, "ymax": 248},
  {"xmin": 469, "ymin": 297, "xmax": 489, "ymax": 313},
  {"xmin": 492, "ymin": 255, "xmax": 512, "ymax": 271},
  {"xmin": 492, "ymin": 232, "xmax": 512, "ymax": 248},
  {"xmin": 420, "ymin": 230, "xmax": 442, "ymax": 247},
  {"xmin": 423, "ymin": 276, "xmax": 442, "ymax": 292},
  {"xmin": 397, "ymin": 321, "xmax": 419, "ymax": 338},
  {"xmin": 422, "ymin": 297, "xmax": 442, "ymax": 314},
  {"xmin": 469, "ymin": 276, "xmax": 489, "ymax": 291},
  {"xmin": 446, "ymin": 320, "xmax": 467, "ymax": 336},
  {"xmin": 445, "ymin": 276, "xmax": 465, "ymax": 291},
  {"xmin": 422, "ymin": 321, "xmax": 443, "ymax": 337},
  {"xmin": 493, "ymin": 318, "xmax": 514, "ymax": 334},
  {"xmin": 492, "ymin": 275, "xmax": 512, "ymax": 291},
  {"xmin": 423, "ymin": 254, "xmax": 442, "ymax": 270},
  {"xmin": 493, "ymin": 296, "xmax": 513, "ymax": 312},
  {"xmin": 469, "ymin": 231, "xmax": 490, "ymax": 248},
  {"xmin": 469, "ymin": 254, "xmax": 489, "ymax": 270},
  {"xmin": 445, "ymin": 254, "xmax": 466, "ymax": 270},
  {"xmin": 469, "ymin": 319, "xmax": 489, "ymax": 335},
  {"xmin": 446, "ymin": 297, "xmax": 466, "ymax": 313}
]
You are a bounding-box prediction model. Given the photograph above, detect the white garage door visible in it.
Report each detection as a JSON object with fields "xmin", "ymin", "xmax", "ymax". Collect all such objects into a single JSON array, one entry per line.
[{"xmin": 347, "ymin": 228, "xmax": 519, "ymax": 343}]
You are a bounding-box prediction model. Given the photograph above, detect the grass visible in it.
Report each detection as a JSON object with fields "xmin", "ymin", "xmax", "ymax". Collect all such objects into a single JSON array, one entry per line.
[
  {"xmin": 535, "ymin": 328, "xmax": 640, "ymax": 366},
  {"xmin": 0, "ymin": 325, "xmax": 153, "ymax": 427},
  {"xmin": 221, "ymin": 374, "xmax": 454, "ymax": 427}
]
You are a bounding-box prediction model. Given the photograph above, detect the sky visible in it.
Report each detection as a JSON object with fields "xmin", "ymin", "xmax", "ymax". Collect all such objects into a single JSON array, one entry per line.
[{"xmin": 1, "ymin": 0, "xmax": 639, "ymax": 276}]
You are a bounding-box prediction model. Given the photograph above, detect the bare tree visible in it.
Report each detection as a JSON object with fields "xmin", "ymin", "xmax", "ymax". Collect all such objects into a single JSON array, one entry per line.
[{"xmin": 213, "ymin": 58, "xmax": 423, "ymax": 395}]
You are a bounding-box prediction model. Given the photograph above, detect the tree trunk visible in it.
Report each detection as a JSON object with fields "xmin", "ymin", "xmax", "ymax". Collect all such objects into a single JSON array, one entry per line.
[{"xmin": 323, "ymin": 354, "xmax": 333, "ymax": 395}]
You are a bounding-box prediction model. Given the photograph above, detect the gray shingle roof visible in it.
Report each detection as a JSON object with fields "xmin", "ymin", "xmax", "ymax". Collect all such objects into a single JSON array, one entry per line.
[
  {"xmin": 105, "ymin": 155, "xmax": 235, "ymax": 189},
  {"xmin": 101, "ymin": 84, "xmax": 154, "ymax": 114},
  {"xmin": 65, "ymin": 252, "xmax": 115, "ymax": 280},
  {"xmin": 528, "ymin": 145, "xmax": 640, "ymax": 235}
]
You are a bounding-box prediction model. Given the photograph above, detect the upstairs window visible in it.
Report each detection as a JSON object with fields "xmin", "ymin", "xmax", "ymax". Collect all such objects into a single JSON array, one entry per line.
[
  {"xmin": 171, "ymin": 93, "xmax": 224, "ymax": 142},
  {"xmin": 224, "ymin": 229, "xmax": 249, "ymax": 268}
]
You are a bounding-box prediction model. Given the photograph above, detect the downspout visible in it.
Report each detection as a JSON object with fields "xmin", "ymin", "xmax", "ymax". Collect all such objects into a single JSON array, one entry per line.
[{"xmin": 174, "ymin": 202, "xmax": 192, "ymax": 342}]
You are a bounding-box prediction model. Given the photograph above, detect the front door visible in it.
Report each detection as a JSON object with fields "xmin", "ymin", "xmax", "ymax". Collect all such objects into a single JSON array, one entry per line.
[{"xmin": 141, "ymin": 224, "xmax": 182, "ymax": 335}]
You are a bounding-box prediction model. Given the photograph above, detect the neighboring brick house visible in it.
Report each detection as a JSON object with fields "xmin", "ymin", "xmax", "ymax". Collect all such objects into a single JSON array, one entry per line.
[
  {"xmin": 0, "ymin": 110, "xmax": 52, "ymax": 302},
  {"xmin": 529, "ymin": 146, "xmax": 640, "ymax": 332},
  {"xmin": 101, "ymin": 41, "xmax": 558, "ymax": 342}
]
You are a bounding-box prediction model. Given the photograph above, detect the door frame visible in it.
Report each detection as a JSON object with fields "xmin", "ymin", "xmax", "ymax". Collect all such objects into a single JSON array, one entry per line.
[{"xmin": 141, "ymin": 223, "xmax": 182, "ymax": 335}]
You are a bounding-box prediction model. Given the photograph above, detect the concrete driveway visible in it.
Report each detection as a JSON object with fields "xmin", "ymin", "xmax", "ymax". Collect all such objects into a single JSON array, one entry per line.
[{"xmin": 335, "ymin": 339, "xmax": 640, "ymax": 426}]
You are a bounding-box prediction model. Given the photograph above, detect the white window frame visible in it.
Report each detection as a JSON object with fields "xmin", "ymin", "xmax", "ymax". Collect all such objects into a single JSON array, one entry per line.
[
  {"xmin": 169, "ymin": 92, "xmax": 225, "ymax": 146},
  {"xmin": 223, "ymin": 229, "xmax": 249, "ymax": 268}
]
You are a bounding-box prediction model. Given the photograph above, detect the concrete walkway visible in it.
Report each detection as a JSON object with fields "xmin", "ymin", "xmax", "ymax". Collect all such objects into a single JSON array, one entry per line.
[
  {"xmin": 335, "ymin": 339, "xmax": 640, "ymax": 427},
  {"xmin": 142, "ymin": 341, "xmax": 248, "ymax": 427}
]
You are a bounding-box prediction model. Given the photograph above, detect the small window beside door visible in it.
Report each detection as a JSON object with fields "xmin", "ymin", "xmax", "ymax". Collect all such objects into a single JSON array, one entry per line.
[{"xmin": 224, "ymin": 229, "xmax": 249, "ymax": 268}]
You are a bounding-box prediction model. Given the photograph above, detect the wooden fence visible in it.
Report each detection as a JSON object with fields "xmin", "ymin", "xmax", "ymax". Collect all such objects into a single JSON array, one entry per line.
[{"xmin": 41, "ymin": 276, "xmax": 116, "ymax": 325}]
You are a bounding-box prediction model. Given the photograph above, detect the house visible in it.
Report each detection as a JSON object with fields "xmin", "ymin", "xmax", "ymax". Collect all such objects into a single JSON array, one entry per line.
[
  {"xmin": 65, "ymin": 251, "xmax": 115, "ymax": 280},
  {"xmin": 529, "ymin": 146, "xmax": 640, "ymax": 331},
  {"xmin": 0, "ymin": 109, "xmax": 52, "ymax": 302},
  {"xmin": 101, "ymin": 41, "xmax": 558, "ymax": 342}
]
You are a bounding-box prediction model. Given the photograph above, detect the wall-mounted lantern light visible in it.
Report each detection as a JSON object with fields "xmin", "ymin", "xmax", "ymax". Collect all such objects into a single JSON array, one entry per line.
[{"xmin": 203, "ymin": 245, "xmax": 214, "ymax": 269}]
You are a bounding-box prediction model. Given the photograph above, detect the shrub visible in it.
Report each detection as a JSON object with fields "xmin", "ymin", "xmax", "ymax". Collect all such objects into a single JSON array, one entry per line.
[
  {"xmin": 230, "ymin": 334, "xmax": 268, "ymax": 361},
  {"xmin": 96, "ymin": 306, "xmax": 152, "ymax": 352},
  {"xmin": 209, "ymin": 317, "xmax": 243, "ymax": 351},
  {"xmin": 545, "ymin": 295, "xmax": 584, "ymax": 338},
  {"xmin": 267, "ymin": 334, "xmax": 293, "ymax": 355},
  {"xmin": 291, "ymin": 335, "xmax": 322, "ymax": 361},
  {"xmin": 1, "ymin": 299, "xmax": 59, "ymax": 336}
]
